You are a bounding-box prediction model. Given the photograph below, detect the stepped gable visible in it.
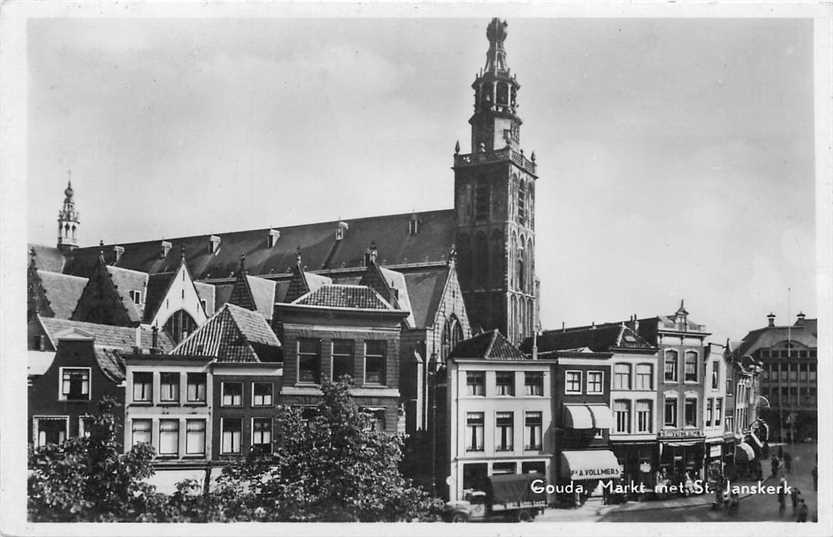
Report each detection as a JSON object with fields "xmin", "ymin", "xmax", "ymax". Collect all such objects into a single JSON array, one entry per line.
[
  {"xmin": 61, "ymin": 209, "xmax": 456, "ymax": 280},
  {"xmin": 37, "ymin": 271, "xmax": 89, "ymax": 319}
]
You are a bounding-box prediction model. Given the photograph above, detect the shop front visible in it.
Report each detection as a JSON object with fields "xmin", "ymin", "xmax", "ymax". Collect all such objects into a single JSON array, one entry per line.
[
  {"xmin": 658, "ymin": 429, "xmax": 705, "ymax": 483},
  {"xmin": 611, "ymin": 442, "xmax": 658, "ymax": 498},
  {"xmin": 558, "ymin": 449, "xmax": 621, "ymax": 505},
  {"xmin": 704, "ymin": 441, "xmax": 724, "ymax": 485}
]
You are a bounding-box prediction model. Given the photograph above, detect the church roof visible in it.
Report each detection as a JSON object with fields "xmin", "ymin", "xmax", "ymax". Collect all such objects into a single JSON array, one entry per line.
[
  {"xmin": 29, "ymin": 244, "xmax": 66, "ymax": 272},
  {"xmin": 104, "ymin": 265, "xmax": 149, "ymax": 323},
  {"xmin": 193, "ymin": 281, "xmax": 216, "ymax": 315},
  {"xmin": 142, "ymin": 271, "xmax": 176, "ymax": 323},
  {"xmin": 36, "ymin": 270, "xmax": 88, "ymax": 319},
  {"xmin": 59, "ymin": 209, "xmax": 456, "ymax": 280}
]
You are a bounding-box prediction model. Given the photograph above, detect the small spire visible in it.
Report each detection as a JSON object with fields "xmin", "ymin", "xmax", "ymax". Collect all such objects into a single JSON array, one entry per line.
[
  {"xmin": 484, "ymin": 18, "xmax": 509, "ymax": 73},
  {"xmin": 454, "ymin": 140, "xmax": 460, "ymax": 155},
  {"xmin": 447, "ymin": 243, "xmax": 457, "ymax": 267},
  {"xmin": 531, "ymin": 150, "xmax": 536, "ymax": 162},
  {"xmin": 295, "ymin": 245, "xmax": 302, "ymax": 267},
  {"xmin": 98, "ymin": 239, "xmax": 105, "ymax": 258},
  {"xmin": 239, "ymin": 253, "xmax": 247, "ymax": 274},
  {"xmin": 180, "ymin": 245, "xmax": 186, "ymax": 264}
]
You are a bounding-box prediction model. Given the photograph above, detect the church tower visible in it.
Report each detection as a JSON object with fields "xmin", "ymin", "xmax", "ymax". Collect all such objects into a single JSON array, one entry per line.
[
  {"xmin": 57, "ymin": 173, "xmax": 80, "ymax": 251},
  {"xmin": 453, "ymin": 18, "xmax": 537, "ymax": 344}
]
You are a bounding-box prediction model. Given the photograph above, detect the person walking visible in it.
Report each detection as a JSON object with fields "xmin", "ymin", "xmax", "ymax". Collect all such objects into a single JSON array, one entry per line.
[
  {"xmin": 784, "ymin": 451, "xmax": 793, "ymax": 474},
  {"xmin": 791, "ymin": 487, "xmax": 801, "ymax": 514},
  {"xmin": 777, "ymin": 477, "xmax": 787, "ymax": 516},
  {"xmin": 797, "ymin": 499, "xmax": 809, "ymax": 523},
  {"xmin": 771, "ymin": 455, "xmax": 780, "ymax": 477}
]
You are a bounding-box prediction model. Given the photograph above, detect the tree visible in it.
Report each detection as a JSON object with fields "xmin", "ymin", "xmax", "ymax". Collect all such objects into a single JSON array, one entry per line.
[
  {"xmin": 212, "ymin": 378, "xmax": 443, "ymax": 522},
  {"xmin": 28, "ymin": 397, "xmax": 159, "ymax": 522}
]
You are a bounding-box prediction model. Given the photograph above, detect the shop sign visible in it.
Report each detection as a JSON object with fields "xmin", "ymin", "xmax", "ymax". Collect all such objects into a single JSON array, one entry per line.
[
  {"xmin": 709, "ymin": 445, "xmax": 722, "ymax": 458},
  {"xmin": 658, "ymin": 428, "xmax": 703, "ymax": 439},
  {"xmin": 570, "ymin": 466, "xmax": 620, "ymax": 480}
]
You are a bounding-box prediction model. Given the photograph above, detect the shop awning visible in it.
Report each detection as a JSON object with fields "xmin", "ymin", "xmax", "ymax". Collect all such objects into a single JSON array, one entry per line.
[
  {"xmin": 560, "ymin": 450, "xmax": 621, "ymax": 481},
  {"xmin": 587, "ymin": 405, "xmax": 613, "ymax": 429},
  {"xmin": 735, "ymin": 442, "xmax": 755, "ymax": 463},
  {"xmin": 563, "ymin": 405, "xmax": 594, "ymax": 429}
]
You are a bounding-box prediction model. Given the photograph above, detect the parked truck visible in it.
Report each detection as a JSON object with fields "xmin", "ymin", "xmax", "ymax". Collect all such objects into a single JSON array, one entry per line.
[{"xmin": 443, "ymin": 473, "xmax": 547, "ymax": 522}]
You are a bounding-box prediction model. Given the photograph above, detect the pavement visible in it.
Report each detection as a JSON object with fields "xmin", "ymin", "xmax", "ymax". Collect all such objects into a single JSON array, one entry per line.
[{"xmin": 535, "ymin": 441, "xmax": 818, "ymax": 523}]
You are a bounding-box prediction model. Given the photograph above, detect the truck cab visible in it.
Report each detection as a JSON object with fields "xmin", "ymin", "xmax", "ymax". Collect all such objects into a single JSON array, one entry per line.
[{"xmin": 444, "ymin": 474, "xmax": 546, "ymax": 522}]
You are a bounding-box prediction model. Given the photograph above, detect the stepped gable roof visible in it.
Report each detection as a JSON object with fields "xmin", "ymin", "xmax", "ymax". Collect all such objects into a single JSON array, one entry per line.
[
  {"xmin": 142, "ymin": 271, "xmax": 176, "ymax": 322},
  {"xmin": 29, "ymin": 244, "xmax": 66, "ymax": 272},
  {"xmin": 193, "ymin": 281, "xmax": 216, "ymax": 314},
  {"xmin": 61, "ymin": 209, "xmax": 456, "ymax": 279},
  {"xmin": 735, "ymin": 318, "xmax": 818, "ymax": 358},
  {"xmin": 104, "ymin": 265, "xmax": 148, "ymax": 323},
  {"xmin": 37, "ymin": 316, "xmax": 174, "ymax": 351},
  {"xmin": 36, "ymin": 270, "xmax": 88, "ymax": 319},
  {"xmin": 292, "ymin": 284, "xmax": 395, "ymax": 311},
  {"xmin": 523, "ymin": 323, "xmax": 654, "ymax": 354},
  {"xmin": 172, "ymin": 303, "xmax": 281, "ymax": 363},
  {"xmin": 449, "ymin": 329, "xmax": 527, "ymax": 361}
]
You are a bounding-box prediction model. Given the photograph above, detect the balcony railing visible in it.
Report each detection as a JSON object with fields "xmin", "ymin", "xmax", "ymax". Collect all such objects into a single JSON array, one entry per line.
[{"xmin": 454, "ymin": 147, "xmax": 537, "ymax": 175}]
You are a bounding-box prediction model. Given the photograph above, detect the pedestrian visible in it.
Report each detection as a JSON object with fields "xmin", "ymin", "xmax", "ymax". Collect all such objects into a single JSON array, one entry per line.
[
  {"xmin": 791, "ymin": 487, "xmax": 801, "ymax": 514},
  {"xmin": 812, "ymin": 464, "xmax": 818, "ymax": 491},
  {"xmin": 797, "ymin": 500, "xmax": 809, "ymax": 523},
  {"xmin": 784, "ymin": 451, "xmax": 792, "ymax": 474},
  {"xmin": 771, "ymin": 455, "xmax": 780, "ymax": 477},
  {"xmin": 777, "ymin": 478, "xmax": 787, "ymax": 515}
]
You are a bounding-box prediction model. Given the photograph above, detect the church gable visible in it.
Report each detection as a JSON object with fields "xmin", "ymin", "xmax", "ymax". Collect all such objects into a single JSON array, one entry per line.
[
  {"xmin": 71, "ymin": 255, "xmax": 135, "ymax": 327},
  {"xmin": 145, "ymin": 261, "xmax": 209, "ymax": 330}
]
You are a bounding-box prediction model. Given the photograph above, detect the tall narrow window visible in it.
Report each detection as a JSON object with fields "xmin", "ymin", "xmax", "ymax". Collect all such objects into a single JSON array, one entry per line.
[
  {"xmin": 495, "ymin": 412, "xmax": 514, "ymax": 451},
  {"xmin": 706, "ymin": 398, "xmax": 713, "ymax": 427},
  {"xmin": 613, "ymin": 364, "xmax": 631, "ymax": 390},
  {"xmin": 159, "ymin": 372, "xmax": 180, "ymax": 403},
  {"xmin": 133, "ymin": 372, "xmax": 152, "ymax": 402},
  {"xmin": 524, "ymin": 372, "xmax": 544, "ymax": 396},
  {"xmin": 221, "ymin": 419, "xmax": 242, "ymax": 454},
  {"xmin": 158, "ymin": 419, "xmax": 179, "ymax": 456},
  {"xmin": 684, "ymin": 352, "xmax": 698, "ymax": 382},
  {"xmin": 565, "ymin": 371, "xmax": 582, "ymax": 394},
  {"xmin": 714, "ymin": 398, "xmax": 723, "ymax": 427},
  {"xmin": 332, "ymin": 339, "xmax": 353, "ymax": 381},
  {"xmin": 517, "ymin": 180, "xmax": 527, "ymax": 224},
  {"xmin": 684, "ymin": 398, "xmax": 697, "ymax": 427},
  {"xmin": 664, "ymin": 398, "xmax": 677, "ymax": 427},
  {"xmin": 466, "ymin": 412, "xmax": 484, "ymax": 452},
  {"xmin": 61, "ymin": 368, "xmax": 90, "ymax": 400},
  {"xmin": 185, "ymin": 419, "xmax": 205, "ymax": 456},
  {"xmin": 252, "ymin": 418, "xmax": 272, "ymax": 453},
  {"xmin": 252, "ymin": 382, "xmax": 273, "ymax": 407},
  {"xmin": 711, "ymin": 361, "xmax": 719, "ymax": 390},
  {"xmin": 664, "ymin": 351, "xmax": 679, "ymax": 382},
  {"xmin": 474, "ymin": 179, "xmax": 489, "ymax": 221},
  {"xmin": 131, "ymin": 419, "xmax": 151, "ymax": 446},
  {"xmin": 635, "ymin": 364, "xmax": 653, "ymax": 390},
  {"xmin": 298, "ymin": 338, "xmax": 321, "ymax": 384},
  {"xmin": 186, "ymin": 373, "xmax": 206, "ymax": 403},
  {"xmin": 365, "ymin": 341, "xmax": 386, "ymax": 385},
  {"xmin": 524, "ymin": 411, "xmax": 542, "ymax": 450},
  {"xmin": 636, "ymin": 400, "xmax": 652, "ymax": 433},
  {"xmin": 221, "ymin": 382, "xmax": 243, "ymax": 407},
  {"xmin": 496, "ymin": 372, "xmax": 515, "ymax": 396},
  {"xmin": 466, "ymin": 371, "xmax": 485, "ymax": 396},
  {"xmin": 614, "ymin": 400, "xmax": 631, "ymax": 433}
]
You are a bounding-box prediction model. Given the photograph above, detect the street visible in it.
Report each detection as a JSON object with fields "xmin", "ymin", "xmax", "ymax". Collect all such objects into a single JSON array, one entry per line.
[{"xmin": 535, "ymin": 442, "xmax": 817, "ymax": 523}]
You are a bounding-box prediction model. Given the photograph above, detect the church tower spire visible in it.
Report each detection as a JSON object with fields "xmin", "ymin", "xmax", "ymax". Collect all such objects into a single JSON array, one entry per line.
[
  {"xmin": 57, "ymin": 170, "xmax": 80, "ymax": 251},
  {"xmin": 453, "ymin": 18, "xmax": 538, "ymax": 344}
]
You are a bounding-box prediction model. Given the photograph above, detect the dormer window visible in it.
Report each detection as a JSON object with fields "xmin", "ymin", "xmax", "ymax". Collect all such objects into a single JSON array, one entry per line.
[
  {"xmin": 408, "ymin": 215, "xmax": 420, "ymax": 235},
  {"xmin": 336, "ymin": 221, "xmax": 349, "ymax": 241},
  {"xmin": 209, "ymin": 235, "xmax": 221, "ymax": 255},
  {"xmin": 129, "ymin": 290, "xmax": 143, "ymax": 305},
  {"xmin": 113, "ymin": 245, "xmax": 125, "ymax": 264},
  {"xmin": 268, "ymin": 229, "xmax": 280, "ymax": 248},
  {"xmin": 160, "ymin": 241, "xmax": 172, "ymax": 258}
]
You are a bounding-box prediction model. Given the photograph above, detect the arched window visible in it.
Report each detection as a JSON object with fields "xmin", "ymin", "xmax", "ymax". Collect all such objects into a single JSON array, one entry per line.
[
  {"xmin": 518, "ymin": 180, "xmax": 526, "ymax": 224},
  {"xmin": 441, "ymin": 314, "xmax": 464, "ymax": 362},
  {"xmin": 474, "ymin": 231, "xmax": 488, "ymax": 288},
  {"xmin": 163, "ymin": 309, "xmax": 198, "ymax": 344},
  {"xmin": 526, "ymin": 237, "xmax": 534, "ymax": 294},
  {"xmin": 511, "ymin": 295, "xmax": 518, "ymax": 342}
]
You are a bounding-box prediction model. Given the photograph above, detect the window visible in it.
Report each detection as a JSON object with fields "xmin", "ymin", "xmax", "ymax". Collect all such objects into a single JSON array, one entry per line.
[
  {"xmin": 636, "ymin": 400, "xmax": 652, "ymax": 433},
  {"xmin": 492, "ymin": 462, "xmax": 516, "ymax": 475},
  {"xmin": 711, "ymin": 361, "xmax": 719, "ymax": 390},
  {"xmin": 524, "ymin": 372, "xmax": 544, "ymax": 395},
  {"xmin": 518, "ymin": 181, "xmax": 527, "ymax": 223},
  {"xmin": 635, "ymin": 364, "xmax": 653, "ymax": 390},
  {"xmin": 789, "ymin": 365, "xmax": 798, "ymax": 381},
  {"xmin": 298, "ymin": 338, "xmax": 321, "ymax": 384},
  {"xmin": 131, "ymin": 419, "xmax": 151, "ymax": 446},
  {"xmin": 252, "ymin": 418, "xmax": 272, "ymax": 452},
  {"xmin": 466, "ymin": 371, "xmax": 485, "ymax": 396},
  {"xmin": 186, "ymin": 373, "xmax": 206, "ymax": 403},
  {"xmin": 221, "ymin": 418, "xmax": 242, "ymax": 454},
  {"xmin": 332, "ymin": 339, "xmax": 353, "ymax": 381},
  {"xmin": 60, "ymin": 368, "xmax": 90, "ymax": 400},
  {"xmin": 664, "ymin": 351, "xmax": 679, "ymax": 382},
  {"xmin": 565, "ymin": 371, "xmax": 582, "ymax": 393},
  {"xmin": 36, "ymin": 417, "xmax": 68, "ymax": 447},
  {"xmin": 524, "ymin": 412, "xmax": 542, "ymax": 450},
  {"xmin": 365, "ymin": 340, "xmax": 386, "ymax": 385},
  {"xmin": 613, "ymin": 364, "xmax": 631, "ymax": 390},
  {"xmin": 614, "ymin": 400, "xmax": 631, "ymax": 433},
  {"xmin": 132, "ymin": 372, "xmax": 152, "ymax": 402},
  {"xmin": 725, "ymin": 415, "xmax": 734, "ymax": 432},
  {"xmin": 522, "ymin": 461, "xmax": 546, "ymax": 475},
  {"xmin": 466, "ymin": 412, "xmax": 484, "ymax": 451},
  {"xmin": 441, "ymin": 315, "xmax": 465, "ymax": 361},
  {"xmin": 664, "ymin": 398, "xmax": 677, "ymax": 427},
  {"xmin": 684, "ymin": 398, "xmax": 697, "ymax": 427},
  {"xmin": 496, "ymin": 372, "xmax": 515, "ymax": 396},
  {"xmin": 715, "ymin": 398, "xmax": 722, "ymax": 426},
  {"xmin": 706, "ymin": 398, "xmax": 713, "ymax": 426},
  {"xmin": 221, "ymin": 382, "xmax": 243, "ymax": 407},
  {"xmin": 496, "ymin": 412, "xmax": 514, "ymax": 451},
  {"xmin": 159, "ymin": 372, "xmax": 180, "ymax": 402},
  {"xmin": 158, "ymin": 419, "xmax": 179, "ymax": 456},
  {"xmin": 129, "ymin": 290, "xmax": 142, "ymax": 304},
  {"xmin": 185, "ymin": 419, "xmax": 205, "ymax": 455},
  {"xmin": 809, "ymin": 363, "xmax": 817, "ymax": 381},
  {"xmin": 684, "ymin": 352, "xmax": 698, "ymax": 382},
  {"xmin": 586, "ymin": 371, "xmax": 603, "ymax": 394},
  {"xmin": 726, "ymin": 378, "xmax": 732, "ymax": 395},
  {"xmin": 360, "ymin": 408, "xmax": 386, "ymax": 432},
  {"xmin": 252, "ymin": 382, "xmax": 273, "ymax": 407},
  {"xmin": 78, "ymin": 416, "xmax": 93, "ymax": 438},
  {"xmin": 474, "ymin": 179, "xmax": 489, "ymax": 221}
]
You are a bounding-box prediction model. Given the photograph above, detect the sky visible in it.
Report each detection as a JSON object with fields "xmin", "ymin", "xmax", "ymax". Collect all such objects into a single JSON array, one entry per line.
[{"xmin": 26, "ymin": 17, "xmax": 816, "ymax": 344}]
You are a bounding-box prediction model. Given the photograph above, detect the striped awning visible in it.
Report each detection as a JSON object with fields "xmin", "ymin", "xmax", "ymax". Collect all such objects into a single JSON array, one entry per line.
[{"xmin": 735, "ymin": 442, "xmax": 755, "ymax": 463}]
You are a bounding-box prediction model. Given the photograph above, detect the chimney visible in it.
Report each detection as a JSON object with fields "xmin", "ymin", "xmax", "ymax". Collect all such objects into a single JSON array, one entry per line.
[
  {"xmin": 160, "ymin": 240, "xmax": 172, "ymax": 258},
  {"xmin": 766, "ymin": 312, "xmax": 776, "ymax": 327},
  {"xmin": 209, "ymin": 235, "xmax": 221, "ymax": 255},
  {"xmin": 336, "ymin": 221, "xmax": 349, "ymax": 241},
  {"xmin": 151, "ymin": 325, "xmax": 159, "ymax": 351},
  {"xmin": 532, "ymin": 329, "xmax": 538, "ymax": 360},
  {"xmin": 38, "ymin": 334, "xmax": 46, "ymax": 351},
  {"xmin": 561, "ymin": 321, "xmax": 565, "ymax": 333},
  {"xmin": 113, "ymin": 245, "xmax": 125, "ymax": 264},
  {"xmin": 268, "ymin": 229, "xmax": 280, "ymax": 248},
  {"xmin": 364, "ymin": 241, "xmax": 378, "ymax": 266},
  {"xmin": 135, "ymin": 326, "xmax": 142, "ymax": 349},
  {"xmin": 796, "ymin": 311, "xmax": 806, "ymax": 324},
  {"xmin": 591, "ymin": 321, "xmax": 596, "ymax": 330}
]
